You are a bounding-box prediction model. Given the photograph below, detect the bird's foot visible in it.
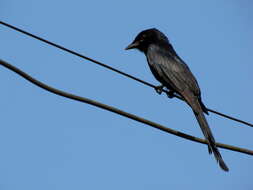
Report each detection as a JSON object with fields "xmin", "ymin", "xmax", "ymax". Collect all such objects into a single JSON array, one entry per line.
[
  {"xmin": 154, "ymin": 85, "xmax": 164, "ymax": 95},
  {"xmin": 166, "ymin": 90, "xmax": 175, "ymax": 99}
]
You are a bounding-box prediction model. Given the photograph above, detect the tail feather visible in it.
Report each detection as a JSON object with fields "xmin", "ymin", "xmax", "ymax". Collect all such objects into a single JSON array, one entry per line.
[
  {"xmin": 194, "ymin": 110, "xmax": 229, "ymax": 171},
  {"xmin": 182, "ymin": 92, "xmax": 229, "ymax": 171}
]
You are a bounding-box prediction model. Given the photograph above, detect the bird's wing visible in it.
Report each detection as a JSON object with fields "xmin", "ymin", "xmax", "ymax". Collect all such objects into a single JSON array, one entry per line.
[{"xmin": 147, "ymin": 44, "xmax": 201, "ymax": 96}]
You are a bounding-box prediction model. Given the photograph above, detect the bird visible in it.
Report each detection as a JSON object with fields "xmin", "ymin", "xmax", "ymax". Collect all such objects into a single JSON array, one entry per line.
[{"xmin": 125, "ymin": 28, "xmax": 229, "ymax": 171}]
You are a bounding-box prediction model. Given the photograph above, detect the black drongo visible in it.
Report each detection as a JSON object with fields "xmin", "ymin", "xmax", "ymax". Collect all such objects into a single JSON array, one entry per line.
[{"xmin": 125, "ymin": 28, "xmax": 228, "ymax": 171}]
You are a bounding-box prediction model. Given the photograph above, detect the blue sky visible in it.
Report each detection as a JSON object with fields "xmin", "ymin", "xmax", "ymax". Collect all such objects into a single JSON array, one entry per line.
[{"xmin": 1, "ymin": 0, "xmax": 253, "ymax": 189}]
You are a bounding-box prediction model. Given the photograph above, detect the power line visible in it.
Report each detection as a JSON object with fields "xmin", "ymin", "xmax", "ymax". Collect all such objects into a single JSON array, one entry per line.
[
  {"xmin": 1, "ymin": 59, "xmax": 252, "ymax": 156},
  {"xmin": 0, "ymin": 20, "xmax": 252, "ymax": 128}
]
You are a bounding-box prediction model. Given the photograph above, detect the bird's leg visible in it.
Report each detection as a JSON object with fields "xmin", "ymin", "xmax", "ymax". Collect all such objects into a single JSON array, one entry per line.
[
  {"xmin": 154, "ymin": 85, "xmax": 164, "ymax": 95},
  {"xmin": 166, "ymin": 90, "xmax": 175, "ymax": 99}
]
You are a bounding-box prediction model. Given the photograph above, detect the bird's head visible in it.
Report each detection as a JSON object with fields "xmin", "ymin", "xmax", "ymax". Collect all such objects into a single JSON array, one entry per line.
[{"xmin": 125, "ymin": 28, "xmax": 169, "ymax": 53}]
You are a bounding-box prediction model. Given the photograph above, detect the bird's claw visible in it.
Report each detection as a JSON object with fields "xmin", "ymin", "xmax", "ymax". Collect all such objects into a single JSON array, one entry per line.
[
  {"xmin": 166, "ymin": 90, "xmax": 175, "ymax": 99},
  {"xmin": 154, "ymin": 85, "xmax": 164, "ymax": 95}
]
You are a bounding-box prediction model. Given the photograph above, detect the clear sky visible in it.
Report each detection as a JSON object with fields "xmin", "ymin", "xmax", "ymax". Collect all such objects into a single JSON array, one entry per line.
[{"xmin": 1, "ymin": 0, "xmax": 253, "ymax": 189}]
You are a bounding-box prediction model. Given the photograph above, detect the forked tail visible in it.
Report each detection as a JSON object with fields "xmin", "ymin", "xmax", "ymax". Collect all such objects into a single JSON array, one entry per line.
[
  {"xmin": 194, "ymin": 107, "xmax": 229, "ymax": 171},
  {"xmin": 182, "ymin": 92, "xmax": 229, "ymax": 171}
]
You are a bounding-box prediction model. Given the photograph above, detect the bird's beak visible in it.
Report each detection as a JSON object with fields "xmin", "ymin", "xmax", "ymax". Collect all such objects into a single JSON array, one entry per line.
[{"xmin": 125, "ymin": 41, "xmax": 139, "ymax": 50}]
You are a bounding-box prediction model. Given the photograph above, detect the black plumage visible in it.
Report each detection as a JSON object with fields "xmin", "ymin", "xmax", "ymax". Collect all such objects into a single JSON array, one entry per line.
[{"xmin": 125, "ymin": 28, "xmax": 229, "ymax": 171}]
